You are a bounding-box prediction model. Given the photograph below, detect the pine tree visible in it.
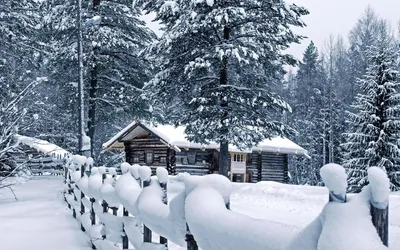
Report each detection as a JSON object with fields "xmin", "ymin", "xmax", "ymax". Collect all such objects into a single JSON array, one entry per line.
[
  {"xmin": 289, "ymin": 41, "xmax": 327, "ymax": 185},
  {"xmin": 140, "ymin": 0, "xmax": 308, "ymax": 176},
  {"xmin": 39, "ymin": 0, "xmax": 156, "ymax": 158},
  {"xmin": 343, "ymin": 45, "xmax": 400, "ymax": 192}
]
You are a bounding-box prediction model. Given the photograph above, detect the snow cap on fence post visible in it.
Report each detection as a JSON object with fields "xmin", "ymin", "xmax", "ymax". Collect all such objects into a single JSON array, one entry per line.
[
  {"xmin": 156, "ymin": 167, "xmax": 168, "ymax": 184},
  {"xmin": 86, "ymin": 157, "xmax": 94, "ymax": 167},
  {"xmin": 368, "ymin": 167, "xmax": 390, "ymax": 246},
  {"xmin": 108, "ymin": 167, "xmax": 117, "ymax": 177},
  {"xmin": 98, "ymin": 166, "xmax": 107, "ymax": 175},
  {"xmin": 320, "ymin": 163, "xmax": 347, "ymax": 203},
  {"xmin": 130, "ymin": 164, "xmax": 140, "ymax": 180},
  {"xmin": 368, "ymin": 167, "xmax": 390, "ymax": 209},
  {"xmin": 121, "ymin": 162, "xmax": 131, "ymax": 174},
  {"xmin": 139, "ymin": 166, "xmax": 152, "ymax": 182}
]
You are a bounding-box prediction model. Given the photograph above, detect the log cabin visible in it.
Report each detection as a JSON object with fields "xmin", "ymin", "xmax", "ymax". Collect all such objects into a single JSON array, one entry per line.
[{"xmin": 102, "ymin": 121, "xmax": 309, "ymax": 183}]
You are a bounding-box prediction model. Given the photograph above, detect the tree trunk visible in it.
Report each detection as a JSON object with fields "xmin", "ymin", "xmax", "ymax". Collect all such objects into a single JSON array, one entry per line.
[
  {"xmin": 87, "ymin": 0, "xmax": 101, "ymax": 156},
  {"xmin": 219, "ymin": 26, "xmax": 230, "ymax": 177},
  {"xmin": 88, "ymin": 60, "xmax": 98, "ymax": 156}
]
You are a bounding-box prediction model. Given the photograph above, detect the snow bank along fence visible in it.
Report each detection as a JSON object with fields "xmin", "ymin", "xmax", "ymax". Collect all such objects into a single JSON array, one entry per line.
[{"xmin": 63, "ymin": 156, "xmax": 390, "ymax": 250}]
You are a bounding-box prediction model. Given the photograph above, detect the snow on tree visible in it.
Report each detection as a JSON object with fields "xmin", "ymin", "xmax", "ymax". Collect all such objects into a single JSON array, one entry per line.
[
  {"xmin": 140, "ymin": 0, "xmax": 309, "ymax": 176},
  {"xmin": 288, "ymin": 41, "xmax": 327, "ymax": 185},
  {"xmin": 342, "ymin": 43, "xmax": 400, "ymax": 192},
  {"xmin": 0, "ymin": 80, "xmax": 41, "ymax": 179},
  {"xmin": 39, "ymin": 0, "xmax": 156, "ymax": 158}
]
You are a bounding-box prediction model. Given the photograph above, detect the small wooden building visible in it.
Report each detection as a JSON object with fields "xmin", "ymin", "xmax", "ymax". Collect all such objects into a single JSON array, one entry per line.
[
  {"xmin": 14, "ymin": 135, "xmax": 71, "ymax": 175},
  {"xmin": 103, "ymin": 121, "xmax": 309, "ymax": 183}
]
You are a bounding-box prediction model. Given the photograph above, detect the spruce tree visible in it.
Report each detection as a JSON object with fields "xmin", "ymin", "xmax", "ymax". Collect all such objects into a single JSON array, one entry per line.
[
  {"xmin": 342, "ymin": 45, "xmax": 400, "ymax": 192},
  {"xmin": 289, "ymin": 41, "xmax": 327, "ymax": 185},
  {"xmin": 140, "ymin": 0, "xmax": 308, "ymax": 176}
]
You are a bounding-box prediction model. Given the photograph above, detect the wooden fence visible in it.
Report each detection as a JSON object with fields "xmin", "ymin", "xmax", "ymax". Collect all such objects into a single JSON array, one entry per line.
[{"xmin": 63, "ymin": 159, "xmax": 390, "ymax": 250}]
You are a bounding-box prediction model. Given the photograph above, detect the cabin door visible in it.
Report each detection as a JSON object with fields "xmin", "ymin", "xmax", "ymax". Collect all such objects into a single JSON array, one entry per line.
[{"xmin": 230, "ymin": 153, "xmax": 246, "ymax": 182}]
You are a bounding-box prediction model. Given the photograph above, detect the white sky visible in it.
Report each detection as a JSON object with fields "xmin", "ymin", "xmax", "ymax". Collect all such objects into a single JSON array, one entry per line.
[{"xmin": 141, "ymin": 0, "xmax": 400, "ymax": 61}]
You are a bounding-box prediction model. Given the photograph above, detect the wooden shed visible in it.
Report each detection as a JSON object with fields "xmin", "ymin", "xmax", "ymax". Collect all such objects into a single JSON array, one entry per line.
[
  {"xmin": 103, "ymin": 121, "xmax": 309, "ymax": 183},
  {"xmin": 14, "ymin": 135, "xmax": 71, "ymax": 175}
]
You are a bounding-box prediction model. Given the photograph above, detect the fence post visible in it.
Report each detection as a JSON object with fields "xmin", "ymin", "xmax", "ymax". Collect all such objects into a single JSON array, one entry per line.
[
  {"xmin": 80, "ymin": 162, "xmax": 86, "ymax": 232},
  {"xmin": 157, "ymin": 167, "xmax": 168, "ymax": 248},
  {"xmin": 186, "ymin": 224, "xmax": 198, "ymax": 250},
  {"xmin": 320, "ymin": 164, "xmax": 347, "ymax": 204},
  {"xmin": 368, "ymin": 167, "xmax": 389, "ymax": 247},
  {"xmin": 67, "ymin": 170, "xmax": 72, "ymax": 209},
  {"xmin": 122, "ymin": 207, "xmax": 129, "ymax": 249},
  {"xmin": 143, "ymin": 177, "xmax": 152, "ymax": 243}
]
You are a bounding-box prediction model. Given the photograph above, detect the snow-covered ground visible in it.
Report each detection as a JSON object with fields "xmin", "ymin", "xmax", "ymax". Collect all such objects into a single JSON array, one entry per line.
[
  {"xmin": 230, "ymin": 182, "xmax": 400, "ymax": 250},
  {"xmin": 1, "ymin": 176, "xmax": 399, "ymax": 250},
  {"xmin": 0, "ymin": 176, "xmax": 92, "ymax": 250}
]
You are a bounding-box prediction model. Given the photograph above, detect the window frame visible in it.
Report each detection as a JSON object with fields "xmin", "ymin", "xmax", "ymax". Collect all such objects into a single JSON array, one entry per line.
[
  {"xmin": 145, "ymin": 151, "xmax": 154, "ymax": 164},
  {"xmin": 187, "ymin": 151, "xmax": 196, "ymax": 165}
]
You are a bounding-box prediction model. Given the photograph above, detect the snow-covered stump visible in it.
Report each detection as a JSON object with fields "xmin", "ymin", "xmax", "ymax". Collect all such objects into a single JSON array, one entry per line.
[
  {"xmin": 368, "ymin": 167, "xmax": 390, "ymax": 247},
  {"xmin": 139, "ymin": 166, "xmax": 153, "ymax": 244},
  {"xmin": 320, "ymin": 164, "xmax": 347, "ymax": 203},
  {"xmin": 157, "ymin": 167, "xmax": 169, "ymax": 249}
]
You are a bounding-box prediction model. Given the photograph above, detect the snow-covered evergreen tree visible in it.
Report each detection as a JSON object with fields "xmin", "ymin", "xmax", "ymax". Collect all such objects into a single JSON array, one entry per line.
[
  {"xmin": 342, "ymin": 45, "xmax": 400, "ymax": 192},
  {"xmin": 289, "ymin": 41, "xmax": 327, "ymax": 185},
  {"xmin": 140, "ymin": 0, "xmax": 308, "ymax": 176},
  {"xmin": 39, "ymin": 0, "xmax": 156, "ymax": 158}
]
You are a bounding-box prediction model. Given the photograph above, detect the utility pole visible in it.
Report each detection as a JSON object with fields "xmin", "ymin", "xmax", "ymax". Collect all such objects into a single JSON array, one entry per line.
[{"xmin": 77, "ymin": 0, "xmax": 91, "ymax": 158}]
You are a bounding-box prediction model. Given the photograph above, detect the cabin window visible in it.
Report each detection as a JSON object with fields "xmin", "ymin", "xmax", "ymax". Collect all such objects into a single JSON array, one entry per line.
[
  {"xmin": 160, "ymin": 156, "xmax": 166, "ymax": 163},
  {"xmin": 146, "ymin": 151, "xmax": 153, "ymax": 164},
  {"xmin": 133, "ymin": 156, "xmax": 140, "ymax": 163},
  {"xmin": 232, "ymin": 153, "xmax": 245, "ymax": 162},
  {"xmin": 187, "ymin": 151, "xmax": 196, "ymax": 165}
]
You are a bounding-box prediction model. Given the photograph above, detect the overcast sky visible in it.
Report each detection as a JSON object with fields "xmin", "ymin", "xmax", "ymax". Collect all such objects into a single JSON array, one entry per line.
[{"xmin": 141, "ymin": 0, "xmax": 400, "ymax": 61}]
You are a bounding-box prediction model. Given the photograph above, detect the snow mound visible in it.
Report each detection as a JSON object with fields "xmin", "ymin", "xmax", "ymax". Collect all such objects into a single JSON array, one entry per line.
[
  {"xmin": 183, "ymin": 174, "xmax": 232, "ymax": 204},
  {"xmin": 139, "ymin": 166, "xmax": 152, "ymax": 181},
  {"xmin": 130, "ymin": 164, "xmax": 140, "ymax": 179},
  {"xmin": 368, "ymin": 167, "xmax": 390, "ymax": 209},
  {"xmin": 156, "ymin": 167, "xmax": 168, "ymax": 184},
  {"xmin": 120, "ymin": 162, "xmax": 131, "ymax": 174},
  {"xmin": 320, "ymin": 163, "xmax": 347, "ymax": 195},
  {"xmin": 135, "ymin": 180, "xmax": 186, "ymax": 246},
  {"xmin": 185, "ymin": 186, "xmax": 297, "ymax": 250}
]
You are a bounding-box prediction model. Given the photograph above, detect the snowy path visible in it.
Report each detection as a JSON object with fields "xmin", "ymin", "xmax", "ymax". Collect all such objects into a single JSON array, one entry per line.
[{"xmin": 0, "ymin": 176, "xmax": 92, "ymax": 250}]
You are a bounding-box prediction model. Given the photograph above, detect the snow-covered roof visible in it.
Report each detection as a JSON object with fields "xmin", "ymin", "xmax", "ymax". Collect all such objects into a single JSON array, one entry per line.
[
  {"xmin": 14, "ymin": 134, "xmax": 71, "ymax": 159},
  {"xmin": 102, "ymin": 122, "xmax": 309, "ymax": 157}
]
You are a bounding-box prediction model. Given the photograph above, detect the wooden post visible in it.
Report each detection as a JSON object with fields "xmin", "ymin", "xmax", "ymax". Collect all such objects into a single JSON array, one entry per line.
[
  {"xmin": 122, "ymin": 207, "xmax": 129, "ymax": 249},
  {"xmin": 166, "ymin": 147, "xmax": 171, "ymax": 174},
  {"xmin": 90, "ymin": 197, "xmax": 96, "ymax": 249},
  {"xmin": 186, "ymin": 224, "xmax": 198, "ymax": 250},
  {"xmin": 283, "ymin": 154, "xmax": 289, "ymax": 184},
  {"xmin": 328, "ymin": 191, "xmax": 346, "ymax": 203},
  {"xmin": 159, "ymin": 177, "xmax": 168, "ymax": 248},
  {"xmin": 67, "ymin": 171, "xmax": 72, "ymax": 209},
  {"xmin": 257, "ymin": 152, "xmax": 262, "ymax": 182},
  {"xmin": 371, "ymin": 205, "xmax": 389, "ymax": 246},
  {"xmin": 368, "ymin": 167, "xmax": 390, "ymax": 247},
  {"xmin": 80, "ymin": 164, "xmax": 86, "ymax": 232},
  {"xmin": 143, "ymin": 178, "xmax": 153, "ymax": 243},
  {"xmin": 171, "ymin": 150, "xmax": 176, "ymax": 175}
]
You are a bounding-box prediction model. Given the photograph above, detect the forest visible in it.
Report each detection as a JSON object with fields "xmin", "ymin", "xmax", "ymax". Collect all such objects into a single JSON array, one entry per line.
[{"xmin": 1, "ymin": 1, "xmax": 399, "ymax": 192}]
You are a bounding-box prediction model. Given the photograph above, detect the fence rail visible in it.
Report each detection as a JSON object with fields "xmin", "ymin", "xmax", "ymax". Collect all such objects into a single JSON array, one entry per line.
[{"xmin": 63, "ymin": 156, "xmax": 390, "ymax": 250}]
